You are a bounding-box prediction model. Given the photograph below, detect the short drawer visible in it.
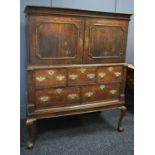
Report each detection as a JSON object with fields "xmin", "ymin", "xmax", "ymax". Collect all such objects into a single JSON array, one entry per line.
[
  {"xmin": 82, "ymin": 83, "xmax": 120, "ymax": 103},
  {"xmin": 97, "ymin": 66, "xmax": 123, "ymax": 83},
  {"xmin": 68, "ymin": 67, "xmax": 96, "ymax": 86},
  {"xmin": 35, "ymin": 69, "xmax": 67, "ymax": 88},
  {"xmin": 35, "ymin": 87, "xmax": 80, "ymax": 108}
]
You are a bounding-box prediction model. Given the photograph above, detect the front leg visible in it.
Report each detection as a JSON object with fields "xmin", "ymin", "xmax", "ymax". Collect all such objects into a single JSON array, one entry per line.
[
  {"xmin": 117, "ymin": 106, "xmax": 127, "ymax": 132},
  {"xmin": 26, "ymin": 118, "xmax": 36, "ymax": 149}
]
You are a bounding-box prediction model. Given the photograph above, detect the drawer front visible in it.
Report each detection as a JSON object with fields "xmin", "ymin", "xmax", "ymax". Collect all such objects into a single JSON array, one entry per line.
[
  {"xmin": 36, "ymin": 87, "xmax": 80, "ymax": 108},
  {"xmin": 82, "ymin": 83, "xmax": 120, "ymax": 103},
  {"xmin": 35, "ymin": 69, "xmax": 67, "ymax": 88},
  {"xmin": 68, "ymin": 67, "xmax": 96, "ymax": 85},
  {"xmin": 97, "ymin": 66, "xmax": 122, "ymax": 83}
]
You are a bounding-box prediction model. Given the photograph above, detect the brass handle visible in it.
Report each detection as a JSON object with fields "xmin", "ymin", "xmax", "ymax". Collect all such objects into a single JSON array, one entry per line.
[
  {"xmin": 87, "ymin": 73, "xmax": 95, "ymax": 80},
  {"xmin": 108, "ymin": 67, "xmax": 113, "ymax": 72},
  {"xmin": 114, "ymin": 72, "xmax": 121, "ymax": 77},
  {"xmin": 67, "ymin": 94, "xmax": 78, "ymax": 100},
  {"xmin": 80, "ymin": 67, "xmax": 86, "ymax": 73},
  {"xmin": 36, "ymin": 76, "xmax": 46, "ymax": 82},
  {"xmin": 56, "ymin": 88, "xmax": 62, "ymax": 94},
  {"xmin": 48, "ymin": 70, "xmax": 55, "ymax": 76},
  {"xmin": 56, "ymin": 75, "xmax": 65, "ymax": 81},
  {"xmin": 69, "ymin": 74, "xmax": 78, "ymax": 80},
  {"xmin": 98, "ymin": 72, "xmax": 106, "ymax": 78},
  {"xmin": 85, "ymin": 92, "xmax": 94, "ymax": 97},
  {"xmin": 100, "ymin": 85, "xmax": 105, "ymax": 90},
  {"xmin": 109, "ymin": 90, "xmax": 117, "ymax": 94},
  {"xmin": 40, "ymin": 96, "xmax": 49, "ymax": 102}
]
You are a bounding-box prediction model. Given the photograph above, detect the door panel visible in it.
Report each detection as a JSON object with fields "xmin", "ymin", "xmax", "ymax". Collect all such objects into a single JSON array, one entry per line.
[
  {"xmin": 84, "ymin": 19, "xmax": 128, "ymax": 63},
  {"xmin": 29, "ymin": 16, "xmax": 84, "ymax": 65}
]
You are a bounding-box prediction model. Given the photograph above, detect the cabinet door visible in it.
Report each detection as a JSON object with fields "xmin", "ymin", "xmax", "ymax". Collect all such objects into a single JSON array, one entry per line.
[
  {"xmin": 29, "ymin": 16, "xmax": 84, "ymax": 65},
  {"xmin": 84, "ymin": 19, "xmax": 129, "ymax": 63}
]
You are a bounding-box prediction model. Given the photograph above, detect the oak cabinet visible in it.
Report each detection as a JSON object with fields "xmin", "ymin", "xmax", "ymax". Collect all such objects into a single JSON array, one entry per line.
[{"xmin": 25, "ymin": 6, "xmax": 131, "ymax": 148}]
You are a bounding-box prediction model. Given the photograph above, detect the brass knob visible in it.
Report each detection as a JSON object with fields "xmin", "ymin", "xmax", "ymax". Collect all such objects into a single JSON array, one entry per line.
[
  {"xmin": 87, "ymin": 73, "xmax": 95, "ymax": 80},
  {"xmin": 67, "ymin": 94, "xmax": 78, "ymax": 100},
  {"xmin": 56, "ymin": 75, "xmax": 65, "ymax": 81},
  {"xmin": 40, "ymin": 96, "xmax": 49, "ymax": 102},
  {"xmin": 36, "ymin": 76, "xmax": 46, "ymax": 82},
  {"xmin": 109, "ymin": 90, "xmax": 117, "ymax": 94},
  {"xmin": 98, "ymin": 72, "xmax": 106, "ymax": 78},
  {"xmin": 69, "ymin": 74, "xmax": 78, "ymax": 80},
  {"xmin": 85, "ymin": 92, "xmax": 94, "ymax": 97}
]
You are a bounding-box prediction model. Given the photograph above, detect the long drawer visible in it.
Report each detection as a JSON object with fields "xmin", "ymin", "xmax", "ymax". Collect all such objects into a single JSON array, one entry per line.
[
  {"xmin": 35, "ymin": 83, "xmax": 121, "ymax": 109},
  {"xmin": 34, "ymin": 66, "xmax": 123, "ymax": 89}
]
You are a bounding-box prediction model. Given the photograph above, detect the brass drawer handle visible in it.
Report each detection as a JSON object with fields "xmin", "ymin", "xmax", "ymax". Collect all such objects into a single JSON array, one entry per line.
[
  {"xmin": 98, "ymin": 72, "xmax": 106, "ymax": 78},
  {"xmin": 80, "ymin": 67, "xmax": 86, "ymax": 73},
  {"xmin": 109, "ymin": 90, "xmax": 117, "ymax": 94},
  {"xmin": 56, "ymin": 88, "xmax": 62, "ymax": 94},
  {"xmin": 40, "ymin": 96, "xmax": 49, "ymax": 102},
  {"xmin": 100, "ymin": 85, "xmax": 105, "ymax": 90},
  {"xmin": 87, "ymin": 73, "xmax": 95, "ymax": 80},
  {"xmin": 114, "ymin": 72, "xmax": 121, "ymax": 77},
  {"xmin": 108, "ymin": 67, "xmax": 113, "ymax": 72},
  {"xmin": 67, "ymin": 94, "xmax": 78, "ymax": 100},
  {"xmin": 56, "ymin": 75, "xmax": 65, "ymax": 81},
  {"xmin": 85, "ymin": 92, "xmax": 94, "ymax": 97},
  {"xmin": 36, "ymin": 76, "xmax": 46, "ymax": 82},
  {"xmin": 69, "ymin": 74, "xmax": 78, "ymax": 80},
  {"xmin": 48, "ymin": 70, "xmax": 55, "ymax": 76}
]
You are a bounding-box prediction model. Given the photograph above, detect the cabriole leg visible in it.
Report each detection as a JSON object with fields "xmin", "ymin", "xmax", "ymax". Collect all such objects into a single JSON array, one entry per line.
[
  {"xmin": 26, "ymin": 118, "xmax": 36, "ymax": 149},
  {"xmin": 117, "ymin": 106, "xmax": 127, "ymax": 132}
]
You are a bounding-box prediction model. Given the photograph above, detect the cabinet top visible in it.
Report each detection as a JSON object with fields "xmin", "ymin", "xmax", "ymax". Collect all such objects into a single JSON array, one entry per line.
[{"xmin": 25, "ymin": 6, "xmax": 132, "ymax": 20}]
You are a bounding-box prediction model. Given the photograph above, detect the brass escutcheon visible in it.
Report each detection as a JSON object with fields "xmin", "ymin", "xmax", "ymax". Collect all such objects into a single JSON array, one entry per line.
[
  {"xmin": 56, "ymin": 88, "xmax": 62, "ymax": 94},
  {"xmin": 98, "ymin": 72, "xmax": 106, "ymax": 78},
  {"xmin": 80, "ymin": 67, "xmax": 86, "ymax": 73},
  {"xmin": 100, "ymin": 85, "xmax": 105, "ymax": 90},
  {"xmin": 114, "ymin": 72, "xmax": 121, "ymax": 77},
  {"xmin": 36, "ymin": 76, "xmax": 46, "ymax": 82},
  {"xmin": 108, "ymin": 67, "xmax": 113, "ymax": 72},
  {"xmin": 87, "ymin": 73, "xmax": 95, "ymax": 80},
  {"xmin": 48, "ymin": 70, "xmax": 55, "ymax": 76}
]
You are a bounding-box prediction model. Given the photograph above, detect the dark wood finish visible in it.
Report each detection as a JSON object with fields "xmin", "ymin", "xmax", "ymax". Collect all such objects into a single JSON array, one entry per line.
[
  {"xmin": 125, "ymin": 64, "xmax": 134, "ymax": 94},
  {"xmin": 97, "ymin": 66, "xmax": 123, "ymax": 83},
  {"xmin": 84, "ymin": 19, "xmax": 129, "ymax": 63},
  {"xmin": 26, "ymin": 118, "xmax": 36, "ymax": 149},
  {"xmin": 25, "ymin": 6, "xmax": 131, "ymax": 148},
  {"xmin": 35, "ymin": 87, "xmax": 80, "ymax": 108},
  {"xmin": 68, "ymin": 67, "xmax": 96, "ymax": 86},
  {"xmin": 35, "ymin": 68, "xmax": 67, "ymax": 88},
  {"xmin": 117, "ymin": 106, "xmax": 127, "ymax": 132},
  {"xmin": 82, "ymin": 83, "xmax": 120, "ymax": 103}
]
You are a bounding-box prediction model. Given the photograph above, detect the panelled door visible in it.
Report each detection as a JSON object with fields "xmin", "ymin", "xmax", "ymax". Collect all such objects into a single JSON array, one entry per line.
[
  {"xmin": 83, "ymin": 18, "xmax": 129, "ymax": 64},
  {"xmin": 29, "ymin": 15, "xmax": 84, "ymax": 65}
]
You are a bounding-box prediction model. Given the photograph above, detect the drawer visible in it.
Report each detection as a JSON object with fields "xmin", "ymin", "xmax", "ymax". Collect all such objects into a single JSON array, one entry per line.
[
  {"xmin": 35, "ymin": 69, "xmax": 67, "ymax": 88},
  {"xmin": 82, "ymin": 83, "xmax": 120, "ymax": 103},
  {"xmin": 36, "ymin": 87, "xmax": 80, "ymax": 108},
  {"xmin": 97, "ymin": 66, "xmax": 122, "ymax": 83},
  {"xmin": 68, "ymin": 67, "xmax": 96, "ymax": 85}
]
